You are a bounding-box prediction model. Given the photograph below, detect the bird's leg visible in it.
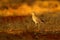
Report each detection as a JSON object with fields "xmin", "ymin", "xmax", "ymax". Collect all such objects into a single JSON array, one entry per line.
[
  {"xmin": 35, "ymin": 23, "xmax": 40, "ymax": 32},
  {"xmin": 33, "ymin": 23, "xmax": 40, "ymax": 40}
]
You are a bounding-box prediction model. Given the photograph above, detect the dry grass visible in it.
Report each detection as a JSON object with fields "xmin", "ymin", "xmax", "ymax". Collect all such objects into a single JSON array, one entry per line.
[{"xmin": 0, "ymin": 12, "xmax": 60, "ymax": 40}]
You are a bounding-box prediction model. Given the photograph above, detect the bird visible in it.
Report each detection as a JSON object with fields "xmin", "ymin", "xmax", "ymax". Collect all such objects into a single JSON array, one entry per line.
[
  {"xmin": 31, "ymin": 12, "xmax": 44, "ymax": 39},
  {"xmin": 31, "ymin": 12, "xmax": 43, "ymax": 32},
  {"xmin": 31, "ymin": 12, "xmax": 43, "ymax": 25}
]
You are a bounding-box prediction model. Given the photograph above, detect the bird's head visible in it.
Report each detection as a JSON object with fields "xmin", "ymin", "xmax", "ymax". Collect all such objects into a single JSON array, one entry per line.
[{"xmin": 31, "ymin": 12, "xmax": 36, "ymax": 16}]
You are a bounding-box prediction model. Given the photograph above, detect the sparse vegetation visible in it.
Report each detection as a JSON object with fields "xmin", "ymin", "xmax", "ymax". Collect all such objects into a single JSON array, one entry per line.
[{"xmin": 0, "ymin": 12, "xmax": 60, "ymax": 40}]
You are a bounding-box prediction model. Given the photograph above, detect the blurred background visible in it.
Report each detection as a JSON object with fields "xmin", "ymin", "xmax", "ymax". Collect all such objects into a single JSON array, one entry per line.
[{"xmin": 0, "ymin": 0, "xmax": 60, "ymax": 16}]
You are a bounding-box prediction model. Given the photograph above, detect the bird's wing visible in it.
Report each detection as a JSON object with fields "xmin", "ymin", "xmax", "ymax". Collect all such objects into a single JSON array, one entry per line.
[{"xmin": 35, "ymin": 17, "xmax": 43, "ymax": 23}]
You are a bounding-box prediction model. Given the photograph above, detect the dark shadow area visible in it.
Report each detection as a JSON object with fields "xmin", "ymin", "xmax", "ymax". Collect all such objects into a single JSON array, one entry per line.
[{"xmin": 0, "ymin": 32, "xmax": 60, "ymax": 40}]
